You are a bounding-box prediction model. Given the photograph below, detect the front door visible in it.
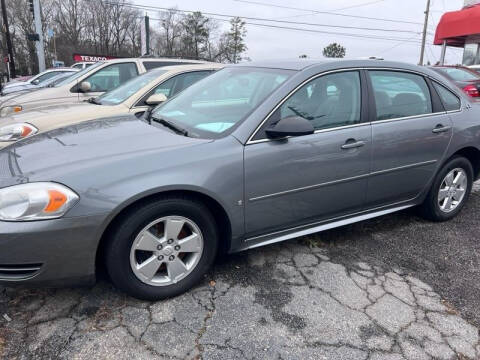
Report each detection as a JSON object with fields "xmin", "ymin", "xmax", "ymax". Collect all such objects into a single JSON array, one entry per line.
[
  {"xmin": 365, "ymin": 70, "xmax": 453, "ymax": 207},
  {"xmin": 244, "ymin": 70, "xmax": 371, "ymax": 238}
]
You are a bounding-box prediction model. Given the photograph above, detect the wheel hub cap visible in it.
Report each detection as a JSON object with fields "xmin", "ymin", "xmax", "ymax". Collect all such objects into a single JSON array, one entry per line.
[{"xmin": 162, "ymin": 247, "xmax": 174, "ymax": 256}]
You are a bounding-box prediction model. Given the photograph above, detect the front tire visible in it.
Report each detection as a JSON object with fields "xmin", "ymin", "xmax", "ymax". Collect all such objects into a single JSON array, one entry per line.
[
  {"xmin": 420, "ymin": 156, "xmax": 473, "ymax": 222},
  {"xmin": 105, "ymin": 196, "xmax": 218, "ymax": 300}
]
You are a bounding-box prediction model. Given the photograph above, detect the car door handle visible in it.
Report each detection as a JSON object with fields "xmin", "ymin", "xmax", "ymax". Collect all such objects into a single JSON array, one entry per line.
[
  {"xmin": 341, "ymin": 140, "xmax": 366, "ymax": 150},
  {"xmin": 432, "ymin": 125, "xmax": 451, "ymax": 134}
]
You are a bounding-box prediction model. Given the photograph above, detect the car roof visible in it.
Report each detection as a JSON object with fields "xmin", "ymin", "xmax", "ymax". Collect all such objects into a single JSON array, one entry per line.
[
  {"xmin": 103, "ymin": 57, "xmax": 208, "ymax": 64},
  {"xmin": 431, "ymin": 65, "xmax": 468, "ymax": 69},
  {"xmin": 232, "ymin": 59, "xmax": 430, "ymax": 72},
  {"xmin": 147, "ymin": 63, "xmax": 225, "ymax": 73},
  {"xmin": 44, "ymin": 67, "xmax": 78, "ymax": 72}
]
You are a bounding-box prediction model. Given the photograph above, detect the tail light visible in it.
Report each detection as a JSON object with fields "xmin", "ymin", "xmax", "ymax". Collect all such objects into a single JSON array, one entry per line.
[{"xmin": 462, "ymin": 84, "xmax": 480, "ymax": 98}]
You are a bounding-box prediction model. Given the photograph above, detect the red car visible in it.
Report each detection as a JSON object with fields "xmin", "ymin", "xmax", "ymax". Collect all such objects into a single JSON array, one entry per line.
[{"xmin": 431, "ymin": 65, "xmax": 480, "ymax": 98}]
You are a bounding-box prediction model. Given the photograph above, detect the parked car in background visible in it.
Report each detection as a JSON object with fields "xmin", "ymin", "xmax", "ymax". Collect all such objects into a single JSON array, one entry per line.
[
  {"xmin": 71, "ymin": 61, "xmax": 95, "ymax": 70},
  {"xmin": 1, "ymin": 69, "xmax": 78, "ymax": 96},
  {"xmin": 1, "ymin": 68, "xmax": 77, "ymax": 96},
  {"xmin": 0, "ymin": 58, "xmax": 208, "ymax": 117},
  {"xmin": 0, "ymin": 60, "xmax": 478, "ymax": 300},
  {"xmin": 0, "ymin": 72, "xmax": 80, "ymax": 113},
  {"xmin": 468, "ymin": 64, "xmax": 480, "ymax": 74},
  {"xmin": 9, "ymin": 75, "xmax": 33, "ymax": 83},
  {"xmin": 0, "ymin": 64, "xmax": 223, "ymax": 147},
  {"xmin": 431, "ymin": 65, "xmax": 480, "ymax": 98}
]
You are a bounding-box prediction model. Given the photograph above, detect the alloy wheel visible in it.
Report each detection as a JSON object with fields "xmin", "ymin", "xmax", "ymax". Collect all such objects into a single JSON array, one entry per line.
[
  {"xmin": 438, "ymin": 168, "xmax": 468, "ymax": 213},
  {"xmin": 129, "ymin": 216, "xmax": 204, "ymax": 286}
]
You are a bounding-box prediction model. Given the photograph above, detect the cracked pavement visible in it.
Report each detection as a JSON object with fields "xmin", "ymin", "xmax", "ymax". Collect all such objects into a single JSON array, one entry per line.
[{"xmin": 1, "ymin": 183, "xmax": 480, "ymax": 359}]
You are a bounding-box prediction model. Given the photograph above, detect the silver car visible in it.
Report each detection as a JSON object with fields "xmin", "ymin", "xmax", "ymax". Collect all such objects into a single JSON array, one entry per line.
[{"xmin": 0, "ymin": 60, "xmax": 479, "ymax": 300}]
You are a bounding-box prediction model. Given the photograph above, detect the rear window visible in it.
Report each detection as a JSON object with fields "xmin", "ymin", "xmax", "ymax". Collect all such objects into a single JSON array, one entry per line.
[
  {"xmin": 369, "ymin": 71, "xmax": 432, "ymax": 120},
  {"xmin": 433, "ymin": 82, "xmax": 461, "ymax": 111}
]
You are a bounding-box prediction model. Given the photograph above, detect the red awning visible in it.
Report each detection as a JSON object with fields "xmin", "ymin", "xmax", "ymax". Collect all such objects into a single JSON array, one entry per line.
[{"xmin": 434, "ymin": 5, "xmax": 480, "ymax": 47}]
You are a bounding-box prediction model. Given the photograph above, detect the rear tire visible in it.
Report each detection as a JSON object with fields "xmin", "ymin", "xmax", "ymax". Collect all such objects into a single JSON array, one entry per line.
[
  {"xmin": 420, "ymin": 156, "xmax": 473, "ymax": 222},
  {"xmin": 105, "ymin": 196, "xmax": 218, "ymax": 301}
]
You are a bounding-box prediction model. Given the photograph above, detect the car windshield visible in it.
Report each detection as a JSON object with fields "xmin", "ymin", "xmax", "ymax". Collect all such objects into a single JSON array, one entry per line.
[
  {"xmin": 437, "ymin": 67, "xmax": 480, "ymax": 82},
  {"xmin": 40, "ymin": 72, "xmax": 76, "ymax": 88},
  {"xmin": 54, "ymin": 61, "xmax": 104, "ymax": 87},
  {"xmin": 151, "ymin": 67, "xmax": 293, "ymax": 138},
  {"xmin": 97, "ymin": 70, "xmax": 167, "ymax": 105}
]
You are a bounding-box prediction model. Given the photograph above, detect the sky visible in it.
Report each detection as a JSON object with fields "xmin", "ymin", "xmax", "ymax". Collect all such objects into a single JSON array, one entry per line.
[{"xmin": 137, "ymin": 0, "xmax": 465, "ymax": 65}]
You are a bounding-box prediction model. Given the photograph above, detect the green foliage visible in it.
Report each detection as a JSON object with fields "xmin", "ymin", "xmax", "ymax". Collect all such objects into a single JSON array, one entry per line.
[
  {"xmin": 223, "ymin": 17, "xmax": 247, "ymax": 64},
  {"xmin": 322, "ymin": 43, "xmax": 346, "ymax": 58}
]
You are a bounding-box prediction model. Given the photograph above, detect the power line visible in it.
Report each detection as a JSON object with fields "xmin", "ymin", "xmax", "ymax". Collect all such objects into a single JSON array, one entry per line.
[
  {"xmin": 146, "ymin": 13, "xmax": 424, "ymax": 45},
  {"xmin": 232, "ymin": 0, "xmax": 424, "ymax": 25},
  {"xmin": 380, "ymin": 34, "xmax": 423, "ymax": 54},
  {"xmin": 266, "ymin": 0, "xmax": 385, "ymax": 21},
  {"xmin": 335, "ymin": 0, "xmax": 385, "ymax": 11},
  {"xmin": 105, "ymin": 1, "xmax": 423, "ymax": 34}
]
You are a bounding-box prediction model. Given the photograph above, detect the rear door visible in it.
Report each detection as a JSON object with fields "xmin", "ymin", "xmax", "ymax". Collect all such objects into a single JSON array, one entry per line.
[{"xmin": 365, "ymin": 70, "xmax": 452, "ymax": 208}]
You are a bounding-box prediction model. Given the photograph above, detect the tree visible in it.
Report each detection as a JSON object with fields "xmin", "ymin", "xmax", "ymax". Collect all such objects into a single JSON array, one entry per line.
[
  {"xmin": 181, "ymin": 12, "xmax": 210, "ymax": 59},
  {"xmin": 224, "ymin": 17, "xmax": 247, "ymax": 64},
  {"xmin": 322, "ymin": 43, "xmax": 346, "ymax": 58}
]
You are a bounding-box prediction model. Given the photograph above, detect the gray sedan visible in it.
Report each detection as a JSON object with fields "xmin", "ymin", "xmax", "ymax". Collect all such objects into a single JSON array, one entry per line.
[{"xmin": 0, "ymin": 59, "xmax": 479, "ymax": 300}]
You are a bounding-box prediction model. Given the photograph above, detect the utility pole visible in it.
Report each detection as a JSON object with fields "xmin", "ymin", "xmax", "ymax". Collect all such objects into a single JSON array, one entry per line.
[
  {"xmin": 32, "ymin": 0, "xmax": 45, "ymax": 72},
  {"xmin": 0, "ymin": 0, "xmax": 15, "ymax": 78},
  {"xmin": 140, "ymin": 14, "xmax": 150, "ymax": 56},
  {"xmin": 419, "ymin": 0, "xmax": 431, "ymax": 66}
]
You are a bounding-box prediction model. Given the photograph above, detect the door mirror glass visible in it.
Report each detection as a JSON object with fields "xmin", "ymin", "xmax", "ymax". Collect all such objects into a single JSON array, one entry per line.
[
  {"xmin": 145, "ymin": 93, "xmax": 167, "ymax": 106},
  {"xmin": 79, "ymin": 81, "xmax": 92, "ymax": 93},
  {"xmin": 265, "ymin": 116, "xmax": 314, "ymax": 139}
]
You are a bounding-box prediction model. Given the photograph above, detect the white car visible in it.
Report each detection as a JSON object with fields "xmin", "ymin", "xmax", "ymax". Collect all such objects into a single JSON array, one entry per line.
[
  {"xmin": 0, "ymin": 63, "xmax": 223, "ymax": 148},
  {"xmin": 1, "ymin": 68, "xmax": 77, "ymax": 96},
  {"xmin": 0, "ymin": 57, "xmax": 208, "ymax": 117},
  {"xmin": 1, "ymin": 69, "xmax": 78, "ymax": 96}
]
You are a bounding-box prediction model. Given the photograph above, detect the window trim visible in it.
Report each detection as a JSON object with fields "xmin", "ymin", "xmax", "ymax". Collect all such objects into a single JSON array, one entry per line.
[
  {"xmin": 246, "ymin": 66, "xmax": 463, "ymax": 145},
  {"xmin": 248, "ymin": 68, "xmax": 366, "ymax": 144}
]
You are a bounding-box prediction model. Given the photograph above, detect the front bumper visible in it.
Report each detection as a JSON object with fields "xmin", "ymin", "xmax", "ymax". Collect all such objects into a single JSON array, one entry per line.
[{"xmin": 0, "ymin": 213, "xmax": 108, "ymax": 287}]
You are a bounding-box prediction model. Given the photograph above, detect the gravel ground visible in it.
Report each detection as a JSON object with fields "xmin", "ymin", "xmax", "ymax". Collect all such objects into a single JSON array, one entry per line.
[{"xmin": 0, "ymin": 184, "xmax": 479, "ymax": 360}]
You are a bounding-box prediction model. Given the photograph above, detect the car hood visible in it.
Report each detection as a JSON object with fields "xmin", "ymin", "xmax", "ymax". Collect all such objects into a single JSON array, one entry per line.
[
  {"xmin": 0, "ymin": 115, "xmax": 212, "ymax": 188},
  {"xmin": 0, "ymin": 86, "xmax": 72, "ymax": 106},
  {"xmin": 0, "ymin": 90, "xmax": 32, "ymax": 106},
  {"xmin": 0, "ymin": 102, "xmax": 127, "ymax": 131}
]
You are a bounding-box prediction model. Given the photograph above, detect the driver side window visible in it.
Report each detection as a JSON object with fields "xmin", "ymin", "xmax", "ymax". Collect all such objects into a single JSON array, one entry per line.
[
  {"xmin": 276, "ymin": 71, "xmax": 361, "ymax": 131},
  {"xmin": 83, "ymin": 63, "xmax": 138, "ymax": 92}
]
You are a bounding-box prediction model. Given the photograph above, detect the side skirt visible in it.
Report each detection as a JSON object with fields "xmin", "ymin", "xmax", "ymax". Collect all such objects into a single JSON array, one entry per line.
[{"xmin": 242, "ymin": 204, "xmax": 414, "ymax": 251}]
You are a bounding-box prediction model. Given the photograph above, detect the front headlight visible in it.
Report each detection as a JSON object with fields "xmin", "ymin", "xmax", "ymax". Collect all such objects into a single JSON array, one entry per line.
[
  {"xmin": 0, "ymin": 182, "xmax": 79, "ymax": 221},
  {"xmin": 0, "ymin": 105, "xmax": 22, "ymax": 117},
  {"xmin": 0, "ymin": 123, "xmax": 38, "ymax": 141}
]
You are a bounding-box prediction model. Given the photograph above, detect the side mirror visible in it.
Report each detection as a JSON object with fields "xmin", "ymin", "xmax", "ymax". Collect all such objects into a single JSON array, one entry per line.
[
  {"xmin": 265, "ymin": 116, "xmax": 314, "ymax": 139},
  {"xmin": 31, "ymin": 79, "xmax": 40, "ymax": 85},
  {"xmin": 79, "ymin": 81, "xmax": 91, "ymax": 93},
  {"xmin": 145, "ymin": 93, "xmax": 167, "ymax": 106}
]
